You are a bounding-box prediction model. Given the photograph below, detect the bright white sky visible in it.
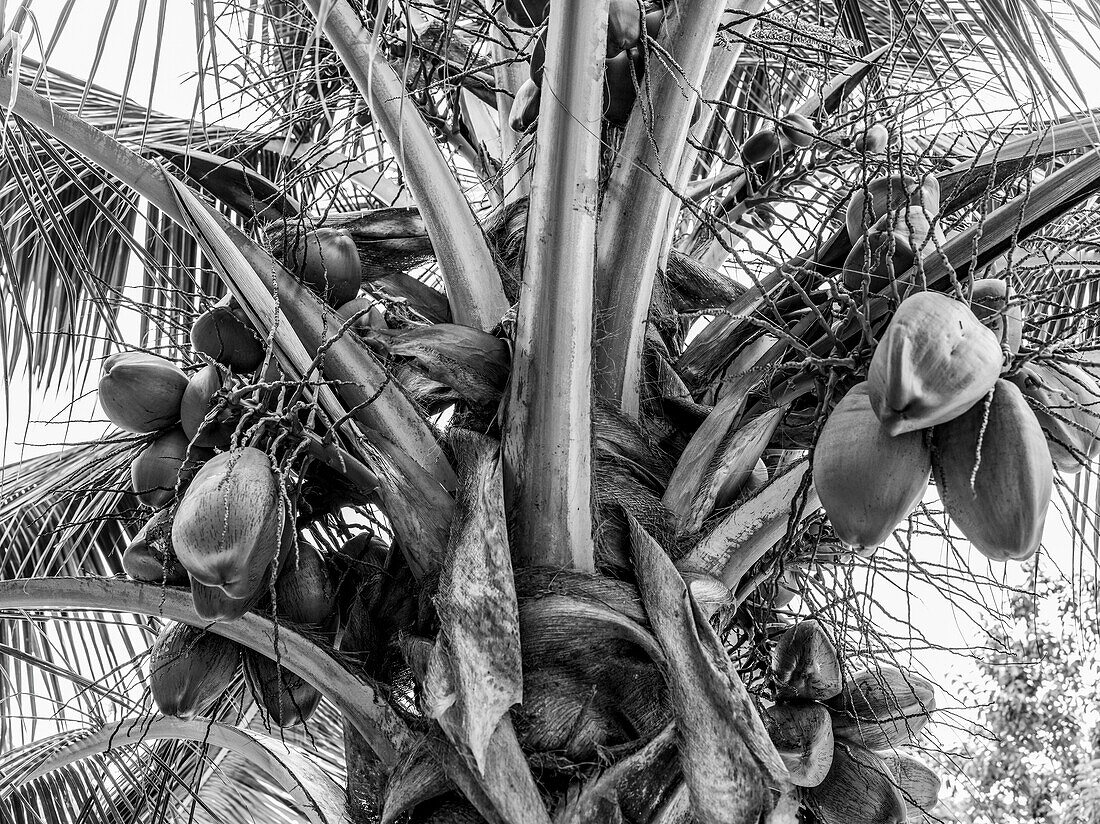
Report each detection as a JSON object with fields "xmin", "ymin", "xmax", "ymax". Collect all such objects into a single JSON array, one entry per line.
[{"xmin": 2, "ymin": 0, "xmax": 1098, "ymax": 760}]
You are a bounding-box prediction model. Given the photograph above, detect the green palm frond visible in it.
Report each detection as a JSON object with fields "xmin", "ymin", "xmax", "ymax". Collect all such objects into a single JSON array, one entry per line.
[{"xmin": 0, "ymin": 439, "xmax": 139, "ymax": 578}]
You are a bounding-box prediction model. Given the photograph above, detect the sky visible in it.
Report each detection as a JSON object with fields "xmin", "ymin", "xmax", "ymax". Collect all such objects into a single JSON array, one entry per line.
[
  {"xmin": 2, "ymin": 0, "xmax": 1099, "ymax": 760},
  {"xmin": 2, "ymin": 2, "xmax": 238, "ymax": 464}
]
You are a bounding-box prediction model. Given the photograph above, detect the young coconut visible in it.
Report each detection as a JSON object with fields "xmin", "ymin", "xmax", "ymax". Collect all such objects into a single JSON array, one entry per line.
[
  {"xmin": 852, "ymin": 122, "xmax": 889, "ymax": 154},
  {"xmin": 190, "ymin": 297, "xmax": 266, "ymax": 374},
  {"xmin": 763, "ymin": 702, "xmax": 835, "ymax": 787},
  {"xmin": 509, "ymin": 78, "xmax": 541, "ymax": 132},
  {"xmin": 99, "ymin": 352, "xmax": 189, "ymax": 434},
  {"xmin": 148, "ymin": 622, "xmax": 240, "ymax": 719},
  {"xmin": 1010, "ymin": 361, "xmax": 1100, "ymax": 473},
  {"xmin": 742, "ymin": 127, "xmax": 781, "ymax": 166},
  {"xmin": 814, "ymin": 382, "xmax": 930, "ymax": 550},
  {"xmin": 932, "ymin": 379, "xmax": 1053, "ymax": 561},
  {"xmin": 131, "ymin": 428, "xmax": 210, "ymax": 507},
  {"xmin": 772, "ymin": 619, "xmax": 842, "ymax": 701},
  {"xmin": 845, "ymin": 174, "xmax": 939, "ymax": 243},
  {"xmin": 335, "ymin": 296, "xmax": 388, "ymax": 332},
  {"xmin": 122, "ymin": 509, "xmax": 189, "ymax": 585},
  {"xmin": 841, "ymin": 206, "xmax": 944, "ymax": 292},
  {"xmin": 276, "ymin": 227, "xmax": 361, "ymax": 307},
  {"xmin": 240, "ymin": 546, "xmax": 334, "ymax": 726},
  {"xmin": 172, "ymin": 447, "xmax": 283, "ymax": 601},
  {"xmin": 868, "ymin": 291, "xmax": 1002, "ymax": 435},
  {"xmin": 828, "ymin": 664, "xmax": 936, "ymax": 750},
  {"xmin": 970, "ymin": 277, "xmax": 1024, "ymax": 357},
  {"xmin": 243, "ymin": 654, "xmax": 323, "ymax": 727},
  {"xmin": 180, "ymin": 364, "xmax": 237, "ymax": 449},
  {"xmin": 606, "ymin": 0, "xmax": 644, "ymax": 56},
  {"xmin": 273, "ymin": 544, "xmax": 337, "ymax": 626},
  {"xmin": 779, "ymin": 112, "xmax": 817, "ymax": 148}
]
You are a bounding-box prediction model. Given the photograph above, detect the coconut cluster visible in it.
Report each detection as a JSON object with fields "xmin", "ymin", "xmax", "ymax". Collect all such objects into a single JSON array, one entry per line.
[
  {"xmin": 98, "ymin": 227, "xmax": 383, "ymax": 726},
  {"xmin": 766, "ymin": 620, "xmax": 941, "ymax": 823},
  {"xmin": 814, "ymin": 279, "xmax": 1100, "ymax": 562}
]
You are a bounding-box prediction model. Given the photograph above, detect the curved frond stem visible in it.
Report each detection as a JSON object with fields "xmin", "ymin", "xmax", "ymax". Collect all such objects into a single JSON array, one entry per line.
[
  {"xmin": 594, "ymin": 0, "xmax": 732, "ymax": 416},
  {"xmin": 303, "ymin": 0, "xmax": 509, "ymax": 330},
  {"xmin": 0, "ymin": 577, "xmax": 409, "ymax": 765},
  {"xmin": 0, "ymin": 75, "xmax": 457, "ymax": 572},
  {"xmin": 4, "ymin": 716, "xmax": 350, "ymax": 824}
]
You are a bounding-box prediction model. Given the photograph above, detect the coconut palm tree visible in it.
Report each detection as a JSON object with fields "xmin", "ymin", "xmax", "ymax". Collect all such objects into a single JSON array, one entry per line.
[{"xmin": 2, "ymin": 1, "xmax": 1100, "ymax": 822}]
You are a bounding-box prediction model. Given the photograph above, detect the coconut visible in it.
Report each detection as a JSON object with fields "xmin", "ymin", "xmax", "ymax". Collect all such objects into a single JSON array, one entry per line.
[
  {"xmin": 243, "ymin": 652, "xmax": 322, "ymax": 727},
  {"xmin": 932, "ymin": 379, "xmax": 1052, "ymax": 561},
  {"xmin": 99, "ymin": 352, "xmax": 188, "ymax": 434},
  {"xmin": 278, "ymin": 228, "xmax": 361, "ymax": 307},
  {"xmin": 172, "ymin": 447, "xmax": 283, "ymax": 601},
  {"xmin": 122, "ymin": 510, "xmax": 189, "ymax": 585},
  {"xmin": 867, "ymin": 291, "xmax": 1002, "ymax": 436},
  {"xmin": 180, "ymin": 364, "xmax": 236, "ymax": 449},
  {"xmin": 148, "ymin": 622, "xmax": 240, "ymax": 718},
  {"xmin": 190, "ymin": 298, "xmax": 266, "ymax": 374},
  {"xmin": 131, "ymin": 428, "xmax": 210, "ymax": 507},
  {"xmin": 814, "ymin": 382, "xmax": 930, "ymax": 549}
]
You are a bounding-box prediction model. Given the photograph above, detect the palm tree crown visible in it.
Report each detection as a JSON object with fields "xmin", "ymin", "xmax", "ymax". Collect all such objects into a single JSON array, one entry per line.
[{"xmin": 2, "ymin": 1, "xmax": 1100, "ymax": 822}]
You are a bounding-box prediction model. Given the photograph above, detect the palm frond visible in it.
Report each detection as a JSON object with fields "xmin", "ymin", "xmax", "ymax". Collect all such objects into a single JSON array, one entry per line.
[{"xmin": 3, "ymin": 715, "xmax": 348, "ymax": 824}]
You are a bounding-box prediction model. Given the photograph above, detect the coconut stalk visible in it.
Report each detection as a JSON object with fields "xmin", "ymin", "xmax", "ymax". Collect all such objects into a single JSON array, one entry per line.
[
  {"xmin": 5, "ymin": 717, "xmax": 349, "ymax": 824},
  {"xmin": 689, "ymin": 47, "xmax": 892, "ymax": 269},
  {"xmin": 0, "ymin": 78, "xmax": 448, "ymax": 481},
  {"xmin": 771, "ymin": 147, "xmax": 1100, "ymax": 382},
  {"xmin": 594, "ymin": 0, "xmax": 733, "ymax": 416},
  {"xmin": 502, "ymin": 3, "xmax": 608, "ymax": 570},
  {"xmin": 304, "ymin": 0, "xmax": 509, "ymax": 331},
  {"xmin": 164, "ymin": 178, "xmax": 451, "ymax": 576}
]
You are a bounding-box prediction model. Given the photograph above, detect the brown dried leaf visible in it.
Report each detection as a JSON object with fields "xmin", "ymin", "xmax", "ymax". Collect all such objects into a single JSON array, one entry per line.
[
  {"xmin": 388, "ymin": 324, "xmax": 511, "ymax": 407},
  {"xmin": 630, "ymin": 516, "xmax": 789, "ymax": 824},
  {"xmin": 425, "ymin": 431, "xmax": 522, "ymax": 772},
  {"xmin": 555, "ymin": 724, "xmax": 682, "ymax": 824},
  {"xmin": 382, "ymin": 735, "xmax": 452, "ymax": 824}
]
